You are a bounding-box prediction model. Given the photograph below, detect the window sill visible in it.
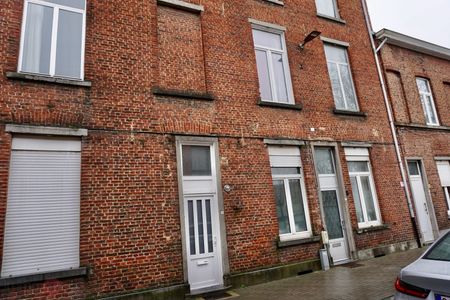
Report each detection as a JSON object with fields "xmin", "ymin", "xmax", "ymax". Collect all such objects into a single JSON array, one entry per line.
[
  {"xmin": 355, "ymin": 224, "xmax": 390, "ymax": 234},
  {"xmin": 333, "ymin": 109, "xmax": 367, "ymax": 118},
  {"xmin": 0, "ymin": 267, "xmax": 88, "ymax": 287},
  {"xmin": 261, "ymin": 0, "xmax": 284, "ymax": 6},
  {"xmin": 258, "ymin": 100, "xmax": 302, "ymax": 110},
  {"xmin": 6, "ymin": 72, "xmax": 92, "ymax": 87},
  {"xmin": 277, "ymin": 235, "xmax": 320, "ymax": 248},
  {"xmin": 395, "ymin": 122, "xmax": 450, "ymax": 132},
  {"xmin": 152, "ymin": 87, "xmax": 214, "ymax": 101},
  {"xmin": 317, "ymin": 13, "xmax": 346, "ymax": 24}
]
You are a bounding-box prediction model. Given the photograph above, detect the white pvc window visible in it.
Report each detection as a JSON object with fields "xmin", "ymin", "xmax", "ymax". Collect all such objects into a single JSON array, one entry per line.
[
  {"xmin": 436, "ymin": 161, "xmax": 450, "ymax": 218},
  {"xmin": 19, "ymin": 0, "xmax": 86, "ymax": 80},
  {"xmin": 345, "ymin": 148, "xmax": 381, "ymax": 228},
  {"xmin": 315, "ymin": 0, "xmax": 339, "ymax": 18},
  {"xmin": 324, "ymin": 44, "xmax": 359, "ymax": 111},
  {"xmin": 416, "ymin": 78, "xmax": 439, "ymax": 126},
  {"xmin": 252, "ymin": 26, "xmax": 294, "ymax": 104},
  {"xmin": 269, "ymin": 146, "xmax": 312, "ymax": 241}
]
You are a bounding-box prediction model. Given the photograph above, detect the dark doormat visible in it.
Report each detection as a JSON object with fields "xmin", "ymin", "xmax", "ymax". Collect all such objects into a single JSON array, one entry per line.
[
  {"xmin": 202, "ymin": 290, "xmax": 239, "ymax": 300},
  {"xmin": 338, "ymin": 262, "xmax": 364, "ymax": 268}
]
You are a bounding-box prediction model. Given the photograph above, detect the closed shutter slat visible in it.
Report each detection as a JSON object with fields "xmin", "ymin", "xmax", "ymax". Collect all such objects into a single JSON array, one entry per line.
[{"xmin": 2, "ymin": 146, "xmax": 80, "ymax": 278}]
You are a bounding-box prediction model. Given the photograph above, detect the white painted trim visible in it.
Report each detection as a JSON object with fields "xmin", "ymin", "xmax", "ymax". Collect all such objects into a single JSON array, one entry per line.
[
  {"xmin": 6, "ymin": 124, "xmax": 88, "ymax": 136},
  {"xmin": 248, "ymin": 18, "xmax": 286, "ymax": 32},
  {"xmin": 375, "ymin": 29, "xmax": 450, "ymax": 61},
  {"xmin": 435, "ymin": 157, "xmax": 450, "ymax": 161},
  {"xmin": 321, "ymin": 36, "xmax": 349, "ymax": 47},
  {"xmin": 157, "ymin": 0, "xmax": 204, "ymax": 12}
]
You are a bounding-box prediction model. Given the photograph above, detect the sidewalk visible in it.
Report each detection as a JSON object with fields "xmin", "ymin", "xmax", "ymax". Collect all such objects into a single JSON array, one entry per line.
[{"xmin": 234, "ymin": 247, "xmax": 425, "ymax": 300}]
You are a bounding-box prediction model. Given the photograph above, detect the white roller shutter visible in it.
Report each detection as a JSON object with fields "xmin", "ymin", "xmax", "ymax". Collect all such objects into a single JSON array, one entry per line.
[
  {"xmin": 436, "ymin": 161, "xmax": 450, "ymax": 187},
  {"xmin": 269, "ymin": 146, "xmax": 301, "ymax": 167},
  {"xmin": 2, "ymin": 136, "xmax": 81, "ymax": 277}
]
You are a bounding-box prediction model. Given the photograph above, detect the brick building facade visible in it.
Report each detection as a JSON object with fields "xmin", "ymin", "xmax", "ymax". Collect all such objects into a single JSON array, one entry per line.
[
  {"xmin": 0, "ymin": 0, "xmax": 420, "ymax": 299},
  {"xmin": 376, "ymin": 29, "xmax": 450, "ymax": 245}
]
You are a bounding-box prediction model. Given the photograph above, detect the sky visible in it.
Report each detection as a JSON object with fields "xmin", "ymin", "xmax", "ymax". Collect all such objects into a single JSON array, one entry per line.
[{"xmin": 366, "ymin": 0, "xmax": 450, "ymax": 48}]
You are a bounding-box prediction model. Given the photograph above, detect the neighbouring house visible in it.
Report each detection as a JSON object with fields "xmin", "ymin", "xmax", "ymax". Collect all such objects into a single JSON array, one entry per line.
[
  {"xmin": 375, "ymin": 29, "xmax": 450, "ymax": 245},
  {"xmin": 0, "ymin": 0, "xmax": 421, "ymax": 299}
]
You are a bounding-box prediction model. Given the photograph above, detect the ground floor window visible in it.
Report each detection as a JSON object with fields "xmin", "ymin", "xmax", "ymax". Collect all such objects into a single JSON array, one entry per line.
[
  {"xmin": 269, "ymin": 146, "xmax": 312, "ymax": 240},
  {"xmin": 436, "ymin": 160, "xmax": 450, "ymax": 218},
  {"xmin": 345, "ymin": 148, "xmax": 382, "ymax": 228},
  {"xmin": 2, "ymin": 136, "xmax": 81, "ymax": 277}
]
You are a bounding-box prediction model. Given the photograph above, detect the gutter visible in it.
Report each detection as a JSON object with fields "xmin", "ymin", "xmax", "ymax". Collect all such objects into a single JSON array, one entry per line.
[{"xmin": 360, "ymin": 0, "xmax": 421, "ymax": 246}]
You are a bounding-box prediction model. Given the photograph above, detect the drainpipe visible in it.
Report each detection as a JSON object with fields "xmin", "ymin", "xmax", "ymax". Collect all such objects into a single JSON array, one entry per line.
[{"xmin": 361, "ymin": 0, "xmax": 421, "ymax": 247}]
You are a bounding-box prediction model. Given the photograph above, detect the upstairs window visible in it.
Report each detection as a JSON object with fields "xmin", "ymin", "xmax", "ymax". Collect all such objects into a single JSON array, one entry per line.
[
  {"xmin": 19, "ymin": 0, "xmax": 86, "ymax": 80},
  {"xmin": 416, "ymin": 78, "xmax": 439, "ymax": 126},
  {"xmin": 315, "ymin": 0, "xmax": 339, "ymax": 18},
  {"xmin": 324, "ymin": 43, "xmax": 359, "ymax": 111},
  {"xmin": 269, "ymin": 146, "xmax": 311, "ymax": 241},
  {"xmin": 251, "ymin": 25, "xmax": 294, "ymax": 104}
]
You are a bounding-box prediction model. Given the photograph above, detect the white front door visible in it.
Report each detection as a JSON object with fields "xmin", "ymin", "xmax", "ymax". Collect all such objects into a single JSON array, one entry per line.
[
  {"xmin": 179, "ymin": 143, "xmax": 224, "ymax": 293},
  {"xmin": 407, "ymin": 161, "xmax": 434, "ymax": 244},
  {"xmin": 315, "ymin": 147, "xmax": 350, "ymax": 264}
]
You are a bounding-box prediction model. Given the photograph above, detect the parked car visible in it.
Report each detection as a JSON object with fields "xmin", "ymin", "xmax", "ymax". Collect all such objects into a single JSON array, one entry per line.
[{"xmin": 395, "ymin": 231, "xmax": 450, "ymax": 299}]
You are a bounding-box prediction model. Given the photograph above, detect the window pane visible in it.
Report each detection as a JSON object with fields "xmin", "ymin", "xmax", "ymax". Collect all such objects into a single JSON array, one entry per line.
[
  {"xmin": 416, "ymin": 78, "xmax": 429, "ymax": 93},
  {"xmin": 350, "ymin": 177, "xmax": 364, "ymax": 223},
  {"xmin": 271, "ymin": 167, "xmax": 300, "ymax": 175},
  {"xmin": 252, "ymin": 29, "xmax": 282, "ymax": 50},
  {"xmin": 408, "ymin": 161, "xmax": 420, "ymax": 176},
  {"xmin": 348, "ymin": 161, "xmax": 369, "ymax": 173},
  {"xmin": 315, "ymin": 0, "xmax": 337, "ymax": 17},
  {"xmin": 55, "ymin": 10, "xmax": 83, "ymax": 78},
  {"xmin": 197, "ymin": 200, "xmax": 205, "ymax": 254},
  {"xmin": 289, "ymin": 179, "xmax": 307, "ymax": 232},
  {"xmin": 188, "ymin": 200, "xmax": 195, "ymax": 255},
  {"xmin": 324, "ymin": 45, "xmax": 347, "ymax": 63},
  {"xmin": 339, "ymin": 64, "xmax": 358, "ymax": 111},
  {"xmin": 44, "ymin": 0, "xmax": 85, "ymax": 9},
  {"xmin": 205, "ymin": 200, "xmax": 213, "ymax": 253},
  {"xmin": 182, "ymin": 146, "xmax": 211, "ymax": 176},
  {"xmin": 322, "ymin": 190, "xmax": 343, "ymax": 239},
  {"xmin": 424, "ymin": 95, "xmax": 437, "ymax": 124},
  {"xmin": 327, "ymin": 63, "xmax": 345, "ymax": 109},
  {"xmin": 255, "ymin": 50, "xmax": 273, "ymax": 101},
  {"xmin": 361, "ymin": 176, "xmax": 377, "ymax": 221},
  {"xmin": 272, "ymin": 53, "xmax": 289, "ymax": 103},
  {"xmin": 315, "ymin": 148, "xmax": 335, "ymax": 174},
  {"xmin": 273, "ymin": 180, "xmax": 290, "ymax": 235},
  {"xmin": 21, "ymin": 3, "xmax": 53, "ymax": 75}
]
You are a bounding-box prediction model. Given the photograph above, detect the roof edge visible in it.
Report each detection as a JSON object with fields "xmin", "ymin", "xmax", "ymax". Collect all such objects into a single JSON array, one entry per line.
[{"xmin": 375, "ymin": 29, "xmax": 450, "ymax": 61}]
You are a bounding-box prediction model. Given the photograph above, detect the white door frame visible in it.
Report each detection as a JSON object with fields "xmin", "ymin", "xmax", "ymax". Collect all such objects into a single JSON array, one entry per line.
[
  {"xmin": 175, "ymin": 136, "xmax": 229, "ymax": 293},
  {"xmin": 312, "ymin": 143, "xmax": 356, "ymax": 264},
  {"xmin": 406, "ymin": 158, "xmax": 439, "ymax": 245}
]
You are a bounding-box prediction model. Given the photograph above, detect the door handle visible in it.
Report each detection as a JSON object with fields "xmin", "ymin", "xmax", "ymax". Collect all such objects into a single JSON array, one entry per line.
[
  {"xmin": 213, "ymin": 236, "xmax": 217, "ymax": 246},
  {"xmin": 424, "ymin": 203, "xmax": 429, "ymax": 214}
]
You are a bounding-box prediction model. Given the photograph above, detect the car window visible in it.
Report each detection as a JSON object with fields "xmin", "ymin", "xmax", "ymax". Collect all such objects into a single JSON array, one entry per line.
[{"xmin": 424, "ymin": 233, "xmax": 450, "ymax": 262}]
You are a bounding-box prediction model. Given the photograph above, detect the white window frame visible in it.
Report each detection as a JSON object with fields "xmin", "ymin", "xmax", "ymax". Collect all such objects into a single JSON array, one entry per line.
[
  {"xmin": 269, "ymin": 147, "xmax": 312, "ymax": 241},
  {"xmin": 18, "ymin": 0, "xmax": 87, "ymax": 80},
  {"xmin": 315, "ymin": 0, "xmax": 339, "ymax": 18},
  {"xmin": 416, "ymin": 78, "xmax": 439, "ymax": 126},
  {"xmin": 251, "ymin": 22, "xmax": 295, "ymax": 104},
  {"xmin": 436, "ymin": 160, "xmax": 450, "ymax": 218},
  {"xmin": 324, "ymin": 42, "xmax": 359, "ymax": 112},
  {"xmin": 345, "ymin": 148, "xmax": 382, "ymax": 228}
]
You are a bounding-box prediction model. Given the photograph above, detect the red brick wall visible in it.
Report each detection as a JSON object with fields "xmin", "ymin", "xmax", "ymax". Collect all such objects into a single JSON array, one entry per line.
[
  {"xmin": 380, "ymin": 43, "xmax": 450, "ymax": 231},
  {"xmin": 0, "ymin": 0, "xmax": 418, "ymax": 298}
]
